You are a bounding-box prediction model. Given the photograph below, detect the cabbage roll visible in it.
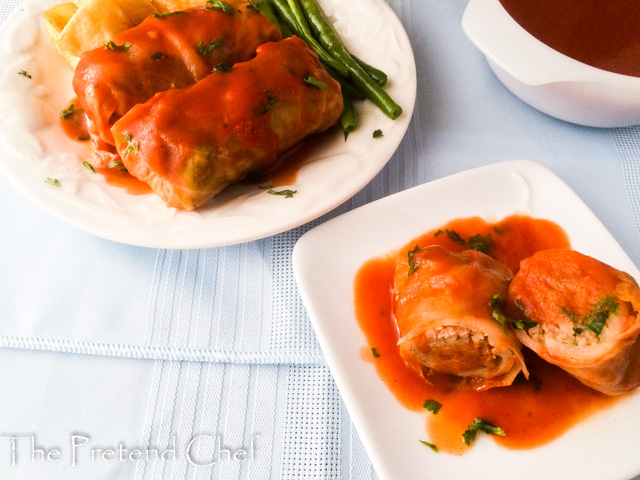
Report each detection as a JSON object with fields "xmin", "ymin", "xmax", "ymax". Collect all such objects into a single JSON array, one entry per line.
[
  {"xmin": 73, "ymin": 1, "xmax": 282, "ymax": 145},
  {"xmin": 508, "ymin": 249, "xmax": 640, "ymax": 395},
  {"xmin": 393, "ymin": 245, "xmax": 529, "ymax": 391},
  {"xmin": 111, "ymin": 36, "xmax": 343, "ymax": 210}
]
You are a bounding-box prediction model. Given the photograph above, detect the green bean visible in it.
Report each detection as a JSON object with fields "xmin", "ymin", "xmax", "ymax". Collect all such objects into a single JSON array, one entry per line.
[
  {"xmin": 341, "ymin": 94, "xmax": 357, "ymax": 141},
  {"xmin": 321, "ymin": 62, "xmax": 365, "ymax": 100},
  {"xmin": 255, "ymin": 0, "xmax": 286, "ymax": 35},
  {"xmin": 269, "ymin": 0, "xmax": 349, "ymax": 77},
  {"xmin": 352, "ymin": 55, "xmax": 387, "ymax": 87},
  {"xmin": 299, "ymin": 0, "xmax": 402, "ymax": 119}
]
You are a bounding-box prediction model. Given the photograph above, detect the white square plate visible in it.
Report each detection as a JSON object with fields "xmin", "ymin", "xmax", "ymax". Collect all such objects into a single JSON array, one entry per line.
[{"xmin": 292, "ymin": 160, "xmax": 640, "ymax": 480}]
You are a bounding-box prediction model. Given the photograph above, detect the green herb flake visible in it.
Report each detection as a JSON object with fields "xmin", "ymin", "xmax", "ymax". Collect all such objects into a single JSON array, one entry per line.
[
  {"xmin": 585, "ymin": 295, "xmax": 618, "ymax": 337},
  {"xmin": 423, "ymin": 399, "xmax": 442, "ymax": 415},
  {"xmin": 18, "ymin": 69, "xmax": 32, "ymax": 79},
  {"xmin": 213, "ymin": 63, "xmax": 233, "ymax": 73},
  {"xmin": 104, "ymin": 41, "xmax": 132, "ymax": 51},
  {"xmin": 490, "ymin": 293, "xmax": 537, "ymax": 331},
  {"xmin": 154, "ymin": 11, "xmax": 184, "ymax": 18},
  {"xmin": 108, "ymin": 160, "xmax": 128, "ymax": 172},
  {"xmin": 434, "ymin": 229, "xmax": 443, "ymax": 237},
  {"xmin": 304, "ymin": 74, "xmax": 327, "ymax": 90},
  {"xmin": 490, "ymin": 293, "xmax": 509, "ymax": 332},
  {"xmin": 512, "ymin": 318, "xmax": 539, "ymax": 330},
  {"xmin": 45, "ymin": 177, "xmax": 60, "ymax": 187},
  {"xmin": 256, "ymin": 89, "xmax": 277, "ymax": 114},
  {"xmin": 462, "ymin": 418, "xmax": 505, "ymax": 446},
  {"xmin": 560, "ymin": 295, "xmax": 618, "ymax": 338},
  {"xmin": 122, "ymin": 135, "xmax": 139, "ymax": 158},
  {"xmin": 267, "ymin": 188, "xmax": 296, "ymax": 198},
  {"xmin": 206, "ymin": 0, "xmax": 234, "ymax": 14},
  {"xmin": 558, "ymin": 305, "xmax": 579, "ymax": 324},
  {"xmin": 150, "ymin": 52, "xmax": 166, "ymax": 61},
  {"xmin": 371, "ymin": 347, "xmax": 380, "ymax": 358},
  {"xmin": 61, "ymin": 103, "xmax": 77, "ymax": 120},
  {"xmin": 445, "ymin": 229, "xmax": 492, "ymax": 254},
  {"xmin": 407, "ymin": 245, "xmax": 421, "ymax": 276},
  {"xmin": 419, "ymin": 440, "xmax": 438, "ymax": 452},
  {"xmin": 373, "ymin": 129, "xmax": 383, "ymax": 138},
  {"xmin": 196, "ymin": 40, "xmax": 224, "ymax": 57},
  {"xmin": 83, "ymin": 162, "xmax": 96, "ymax": 173}
]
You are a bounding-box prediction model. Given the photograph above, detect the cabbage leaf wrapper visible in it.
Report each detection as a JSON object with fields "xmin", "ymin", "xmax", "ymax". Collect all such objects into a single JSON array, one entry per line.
[
  {"xmin": 112, "ymin": 36, "xmax": 343, "ymax": 210},
  {"xmin": 508, "ymin": 249, "xmax": 640, "ymax": 396},
  {"xmin": 73, "ymin": 1, "xmax": 282, "ymax": 145},
  {"xmin": 393, "ymin": 245, "xmax": 529, "ymax": 392}
]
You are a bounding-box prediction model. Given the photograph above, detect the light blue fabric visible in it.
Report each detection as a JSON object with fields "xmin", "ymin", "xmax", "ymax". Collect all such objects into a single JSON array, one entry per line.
[{"xmin": 1, "ymin": 0, "xmax": 640, "ymax": 479}]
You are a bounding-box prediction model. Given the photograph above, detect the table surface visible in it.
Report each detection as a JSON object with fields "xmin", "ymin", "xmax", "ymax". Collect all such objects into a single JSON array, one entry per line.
[{"xmin": 1, "ymin": 1, "xmax": 640, "ymax": 479}]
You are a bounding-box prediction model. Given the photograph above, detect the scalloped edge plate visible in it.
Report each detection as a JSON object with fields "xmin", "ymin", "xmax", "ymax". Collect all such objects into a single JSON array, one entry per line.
[{"xmin": 0, "ymin": 0, "xmax": 416, "ymax": 248}]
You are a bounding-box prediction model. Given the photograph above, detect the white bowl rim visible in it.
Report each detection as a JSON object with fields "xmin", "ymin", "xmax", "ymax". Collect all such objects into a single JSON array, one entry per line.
[{"xmin": 461, "ymin": 0, "xmax": 640, "ymax": 87}]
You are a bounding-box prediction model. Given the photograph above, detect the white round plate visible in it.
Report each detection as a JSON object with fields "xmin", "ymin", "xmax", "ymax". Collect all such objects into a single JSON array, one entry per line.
[{"xmin": 0, "ymin": 0, "xmax": 416, "ymax": 249}]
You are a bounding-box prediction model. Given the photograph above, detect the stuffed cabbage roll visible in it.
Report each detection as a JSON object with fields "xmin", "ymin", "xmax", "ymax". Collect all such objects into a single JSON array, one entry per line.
[
  {"xmin": 393, "ymin": 245, "xmax": 528, "ymax": 391},
  {"xmin": 508, "ymin": 249, "xmax": 640, "ymax": 395},
  {"xmin": 111, "ymin": 36, "xmax": 343, "ymax": 210},
  {"xmin": 73, "ymin": 0, "xmax": 282, "ymax": 145}
]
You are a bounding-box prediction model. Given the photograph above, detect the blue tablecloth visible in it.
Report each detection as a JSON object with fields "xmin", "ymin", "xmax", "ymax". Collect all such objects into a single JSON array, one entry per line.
[{"xmin": 1, "ymin": 1, "xmax": 639, "ymax": 479}]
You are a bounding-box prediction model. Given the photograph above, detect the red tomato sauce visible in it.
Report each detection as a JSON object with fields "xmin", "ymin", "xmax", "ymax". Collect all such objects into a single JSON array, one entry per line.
[
  {"xmin": 59, "ymin": 102, "xmax": 91, "ymax": 142},
  {"xmin": 255, "ymin": 128, "xmax": 338, "ymax": 187},
  {"xmin": 354, "ymin": 215, "xmax": 622, "ymax": 455},
  {"xmin": 61, "ymin": 102, "xmax": 152, "ymax": 196},
  {"xmin": 499, "ymin": 0, "xmax": 640, "ymax": 77}
]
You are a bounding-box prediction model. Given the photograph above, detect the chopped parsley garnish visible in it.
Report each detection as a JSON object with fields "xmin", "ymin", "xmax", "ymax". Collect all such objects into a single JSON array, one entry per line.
[
  {"xmin": 83, "ymin": 162, "xmax": 96, "ymax": 173},
  {"xmin": 104, "ymin": 41, "xmax": 132, "ymax": 51},
  {"xmin": 371, "ymin": 347, "xmax": 380, "ymax": 358},
  {"xmin": 407, "ymin": 244, "xmax": 421, "ymax": 276},
  {"xmin": 206, "ymin": 0, "xmax": 234, "ymax": 13},
  {"xmin": 18, "ymin": 69, "xmax": 32, "ymax": 79},
  {"xmin": 45, "ymin": 177, "xmax": 60, "ymax": 187},
  {"xmin": 122, "ymin": 135, "xmax": 139, "ymax": 158},
  {"xmin": 585, "ymin": 295, "xmax": 618, "ymax": 336},
  {"xmin": 304, "ymin": 74, "xmax": 327, "ymax": 90},
  {"xmin": 445, "ymin": 229, "xmax": 492, "ymax": 254},
  {"xmin": 256, "ymin": 89, "xmax": 277, "ymax": 114},
  {"xmin": 559, "ymin": 295, "xmax": 619, "ymax": 338},
  {"xmin": 213, "ymin": 63, "xmax": 233, "ymax": 73},
  {"xmin": 108, "ymin": 160, "xmax": 128, "ymax": 172},
  {"xmin": 419, "ymin": 440, "xmax": 438, "ymax": 452},
  {"xmin": 150, "ymin": 52, "xmax": 166, "ymax": 61},
  {"xmin": 558, "ymin": 305, "xmax": 579, "ymax": 323},
  {"xmin": 462, "ymin": 418, "xmax": 505, "ymax": 446},
  {"xmin": 433, "ymin": 229, "xmax": 443, "ymax": 237},
  {"xmin": 423, "ymin": 399, "xmax": 442, "ymax": 414},
  {"xmin": 196, "ymin": 40, "xmax": 224, "ymax": 57},
  {"xmin": 154, "ymin": 11, "xmax": 184, "ymax": 18},
  {"xmin": 490, "ymin": 293, "xmax": 537, "ymax": 331},
  {"xmin": 61, "ymin": 103, "xmax": 77, "ymax": 120},
  {"xmin": 373, "ymin": 129, "xmax": 383, "ymax": 138},
  {"xmin": 266, "ymin": 188, "xmax": 296, "ymax": 198}
]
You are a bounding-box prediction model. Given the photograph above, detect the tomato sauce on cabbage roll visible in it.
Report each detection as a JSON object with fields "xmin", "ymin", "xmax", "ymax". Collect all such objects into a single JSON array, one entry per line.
[
  {"xmin": 393, "ymin": 245, "xmax": 528, "ymax": 391},
  {"xmin": 111, "ymin": 36, "xmax": 343, "ymax": 210},
  {"xmin": 73, "ymin": 0, "xmax": 282, "ymax": 145},
  {"xmin": 508, "ymin": 249, "xmax": 640, "ymax": 395}
]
